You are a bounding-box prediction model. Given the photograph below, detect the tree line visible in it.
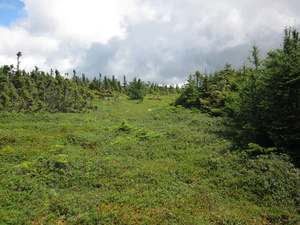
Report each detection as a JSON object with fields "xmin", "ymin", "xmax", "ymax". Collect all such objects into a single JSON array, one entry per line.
[
  {"xmin": 173, "ymin": 27, "xmax": 299, "ymax": 163},
  {"xmin": 0, "ymin": 62, "xmax": 180, "ymax": 113},
  {"xmin": 0, "ymin": 66, "xmax": 94, "ymax": 113},
  {"xmin": 0, "ymin": 27, "xmax": 298, "ymax": 162},
  {"xmin": 88, "ymin": 74, "xmax": 180, "ymax": 99}
]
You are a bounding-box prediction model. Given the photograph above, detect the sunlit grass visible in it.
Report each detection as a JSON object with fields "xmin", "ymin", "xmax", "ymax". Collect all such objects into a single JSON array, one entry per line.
[{"xmin": 0, "ymin": 94, "xmax": 299, "ymax": 224}]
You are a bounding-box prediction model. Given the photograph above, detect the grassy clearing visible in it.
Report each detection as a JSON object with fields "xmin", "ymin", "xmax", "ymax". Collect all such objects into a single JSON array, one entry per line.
[{"xmin": 0, "ymin": 95, "xmax": 299, "ymax": 224}]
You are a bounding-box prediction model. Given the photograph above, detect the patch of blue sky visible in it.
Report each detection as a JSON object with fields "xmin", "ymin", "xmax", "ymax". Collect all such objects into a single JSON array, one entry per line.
[{"xmin": 0, "ymin": 0, "xmax": 26, "ymax": 27}]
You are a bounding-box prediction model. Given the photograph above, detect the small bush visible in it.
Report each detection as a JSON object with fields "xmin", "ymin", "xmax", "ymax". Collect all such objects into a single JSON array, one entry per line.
[
  {"xmin": 114, "ymin": 120, "xmax": 135, "ymax": 133},
  {"xmin": 135, "ymin": 128, "xmax": 164, "ymax": 141}
]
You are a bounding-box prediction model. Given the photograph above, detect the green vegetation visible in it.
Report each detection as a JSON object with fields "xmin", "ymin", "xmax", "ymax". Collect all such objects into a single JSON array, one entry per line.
[
  {"xmin": 126, "ymin": 77, "xmax": 148, "ymax": 100},
  {"xmin": 173, "ymin": 27, "xmax": 300, "ymax": 164},
  {"xmin": 0, "ymin": 67, "xmax": 179, "ymax": 113},
  {"xmin": 0, "ymin": 66, "xmax": 95, "ymax": 113},
  {"xmin": 0, "ymin": 27, "xmax": 299, "ymax": 224},
  {"xmin": 0, "ymin": 96, "xmax": 299, "ymax": 224}
]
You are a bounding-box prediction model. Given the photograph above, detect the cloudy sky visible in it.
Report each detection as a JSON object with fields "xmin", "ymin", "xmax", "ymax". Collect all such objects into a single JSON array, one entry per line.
[{"xmin": 0, "ymin": 0, "xmax": 299, "ymax": 84}]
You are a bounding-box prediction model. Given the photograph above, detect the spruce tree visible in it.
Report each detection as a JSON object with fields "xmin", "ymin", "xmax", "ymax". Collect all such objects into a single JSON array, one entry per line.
[
  {"xmin": 262, "ymin": 27, "xmax": 300, "ymax": 156},
  {"xmin": 173, "ymin": 75, "xmax": 200, "ymax": 108},
  {"xmin": 127, "ymin": 78, "xmax": 148, "ymax": 100}
]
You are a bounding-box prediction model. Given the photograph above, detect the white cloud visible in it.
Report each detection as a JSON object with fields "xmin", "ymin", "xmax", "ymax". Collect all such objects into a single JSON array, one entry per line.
[
  {"xmin": 0, "ymin": 26, "xmax": 59, "ymax": 69},
  {"xmin": 20, "ymin": 0, "xmax": 135, "ymax": 47},
  {"xmin": 0, "ymin": 0, "xmax": 299, "ymax": 83}
]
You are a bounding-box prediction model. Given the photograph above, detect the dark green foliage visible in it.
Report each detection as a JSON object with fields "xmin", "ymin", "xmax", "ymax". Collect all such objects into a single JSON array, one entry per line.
[
  {"xmin": 224, "ymin": 47, "xmax": 269, "ymax": 148},
  {"xmin": 89, "ymin": 76, "xmax": 178, "ymax": 100},
  {"xmin": 0, "ymin": 65, "xmax": 182, "ymax": 113},
  {"xmin": 245, "ymin": 143, "xmax": 277, "ymax": 155},
  {"xmin": 173, "ymin": 28, "xmax": 299, "ymax": 162},
  {"xmin": 126, "ymin": 77, "xmax": 148, "ymax": 100},
  {"xmin": 224, "ymin": 28, "xmax": 300, "ymax": 159},
  {"xmin": 173, "ymin": 67, "xmax": 235, "ymax": 115},
  {"xmin": 262, "ymin": 27, "xmax": 300, "ymax": 157},
  {"xmin": 173, "ymin": 75, "xmax": 200, "ymax": 108},
  {"xmin": 148, "ymin": 83, "xmax": 180, "ymax": 95},
  {"xmin": 0, "ymin": 67, "xmax": 94, "ymax": 113}
]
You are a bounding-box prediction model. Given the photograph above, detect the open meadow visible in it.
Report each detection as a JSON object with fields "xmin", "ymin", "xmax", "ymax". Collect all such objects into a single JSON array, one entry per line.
[{"xmin": 1, "ymin": 95, "xmax": 299, "ymax": 224}]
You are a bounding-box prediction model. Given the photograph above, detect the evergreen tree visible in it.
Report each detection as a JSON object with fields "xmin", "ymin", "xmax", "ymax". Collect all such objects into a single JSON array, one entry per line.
[
  {"xmin": 224, "ymin": 50, "xmax": 268, "ymax": 147},
  {"xmin": 89, "ymin": 77, "xmax": 100, "ymax": 91},
  {"xmin": 223, "ymin": 28, "xmax": 300, "ymax": 159},
  {"xmin": 0, "ymin": 66, "xmax": 95, "ymax": 113},
  {"xmin": 262, "ymin": 27, "xmax": 300, "ymax": 156},
  {"xmin": 173, "ymin": 75, "xmax": 200, "ymax": 108},
  {"xmin": 16, "ymin": 51, "xmax": 22, "ymax": 71},
  {"xmin": 111, "ymin": 75, "xmax": 119, "ymax": 92},
  {"xmin": 123, "ymin": 75, "xmax": 127, "ymax": 91},
  {"xmin": 173, "ymin": 67, "xmax": 236, "ymax": 115},
  {"xmin": 195, "ymin": 70, "xmax": 203, "ymax": 87},
  {"xmin": 127, "ymin": 77, "xmax": 148, "ymax": 100}
]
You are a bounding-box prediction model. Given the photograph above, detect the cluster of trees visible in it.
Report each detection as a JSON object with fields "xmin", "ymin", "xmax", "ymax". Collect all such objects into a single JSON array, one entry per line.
[
  {"xmin": 0, "ymin": 66, "xmax": 94, "ymax": 113},
  {"xmin": 174, "ymin": 27, "xmax": 300, "ymax": 162},
  {"xmin": 0, "ymin": 58, "xmax": 180, "ymax": 112},
  {"xmin": 173, "ymin": 65, "xmax": 234, "ymax": 116},
  {"xmin": 1, "ymin": 27, "xmax": 298, "ymax": 161},
  {"xmin": 88, "ymin": 74, "xmax": 180, "ymax": 100}
]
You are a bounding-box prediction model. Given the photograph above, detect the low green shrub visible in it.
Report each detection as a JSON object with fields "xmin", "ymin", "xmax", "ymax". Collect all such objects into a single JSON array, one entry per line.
[{"xmin": 0, "ymin": 96, "xmax": 299, "ymax": 224}]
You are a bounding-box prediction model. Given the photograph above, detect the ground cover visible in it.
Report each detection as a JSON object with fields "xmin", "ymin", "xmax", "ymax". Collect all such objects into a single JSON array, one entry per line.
[{"xmin": 0, "ymin": 95, "xmax": 299, "ymax": 224}]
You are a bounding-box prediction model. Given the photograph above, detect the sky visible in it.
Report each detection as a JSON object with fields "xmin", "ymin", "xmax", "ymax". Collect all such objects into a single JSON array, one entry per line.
[{"xmin": 0, "ymin": 0, "xmax": 299, "ymax": 85}]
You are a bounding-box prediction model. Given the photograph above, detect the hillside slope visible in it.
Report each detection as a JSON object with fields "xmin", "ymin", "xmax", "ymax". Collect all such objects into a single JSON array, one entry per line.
[{"xmin": 0, "ymin": 95, "xmax": 299, "ymax": 224}]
